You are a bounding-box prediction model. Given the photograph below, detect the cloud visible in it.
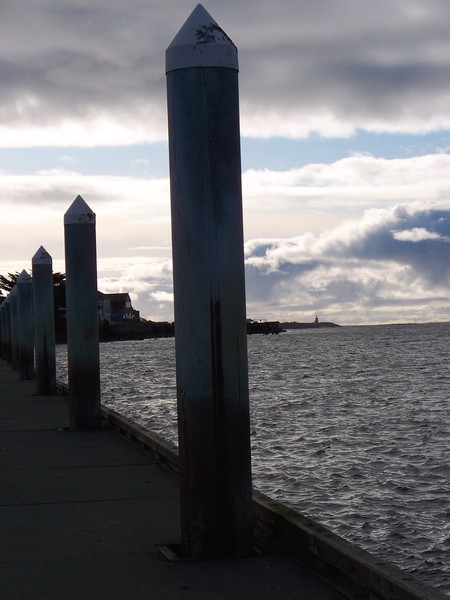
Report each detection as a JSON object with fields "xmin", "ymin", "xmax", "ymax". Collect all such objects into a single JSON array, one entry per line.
[
  {"xmin": 0, "ymin": 154, "xmax": 449, "ymax": 323},
  {"xmin": 58, "ymin": 155, "xmax": 79, "ymax": 164},
  {"xmin": 242, "ymin": 153, "xmax": 450, "ymax": 238},
  {"xmin": 1, "ymin": 0, "xmax": 450, "ymax": 145},
  {"xmin": 392, "ymin": 228, "xmax": 445, "ymax": 242},
  {"xmin": 0, "ymin": 169, "xmax": 173, "ymax": 310},
  {"xmin": 150, "ymin": 291, "xmax": 174, "ymax": 303},
  {"xmin": 95, "ymin": 198, "xmax": 450, "ymax": 323},
  {"xmin": 244, "ymin": 201, "xmax": 450, "ymax": 324}
]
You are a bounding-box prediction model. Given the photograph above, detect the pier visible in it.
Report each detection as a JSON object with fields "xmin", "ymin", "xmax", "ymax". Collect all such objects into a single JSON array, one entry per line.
[
  {"xmin": 0, "ymin": 7, "xmax": 447, "ymax": 599},
  {"xmin": 1, "ymin": 360, "xmax": 446, "ymax": 600},
  {"xmin": 1, "ymin": 359, "xmax": 343, "ymax": 599}
]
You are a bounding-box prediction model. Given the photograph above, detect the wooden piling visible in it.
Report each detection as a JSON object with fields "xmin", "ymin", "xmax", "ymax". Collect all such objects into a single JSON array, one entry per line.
[
  {"xmin": 166, "ymin": 4, "xmax": 252, "ymax": 558},
  {"xmin": 9, "ymin": 286, "xmax": 19, "ymax": 371},
  {"xmin": 32, "ymin": 246, "xmax": 56, "ymax": 395},
  {"xmin": 16, "ymin": 270, "xmax": 35, "ymax": 380},
  {"xmin": 64, "ymin": 195, "xmax": 101, "ymax": 430}
]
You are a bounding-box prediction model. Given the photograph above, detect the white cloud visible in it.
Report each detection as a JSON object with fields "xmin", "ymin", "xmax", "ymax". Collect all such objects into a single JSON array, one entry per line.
[
  {"xmin": 150, "ymin": 291, "xmax": 174, "ymax": 303},
  {"xmin": 393, "ymin": 228, "xmax": 444, "ymax": 242},
  {"xmin": 1, "ymin": 154, "xmax": 449, "ymax": 324},
  {"xmin": 242, "ymin": 153, "xmax": 450, "ymax": 240},
  {"xmin": 244, "ymin": 200, "xmax": 450, "ymax": 324},
  {"xmin": 58, "ymin": 155, "xmax": 79, "ymax": 164}
]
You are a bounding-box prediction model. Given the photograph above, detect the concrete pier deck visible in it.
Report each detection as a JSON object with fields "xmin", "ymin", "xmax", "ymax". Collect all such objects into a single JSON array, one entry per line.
[{"xmin": 0, "ymin": 360, "xmax": 345, "ymax": 600}]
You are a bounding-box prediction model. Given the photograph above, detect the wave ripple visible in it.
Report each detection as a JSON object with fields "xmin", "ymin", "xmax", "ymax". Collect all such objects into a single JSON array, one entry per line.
[{"xmin": 56, "ymin": 322, "xmax": 450, "ymax": 594}]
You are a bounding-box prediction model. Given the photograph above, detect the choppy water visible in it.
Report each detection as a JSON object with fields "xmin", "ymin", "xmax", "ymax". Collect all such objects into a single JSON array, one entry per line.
[{"xmin": 56, "ymin": 322, "xmax": 450, "ymax": 594}]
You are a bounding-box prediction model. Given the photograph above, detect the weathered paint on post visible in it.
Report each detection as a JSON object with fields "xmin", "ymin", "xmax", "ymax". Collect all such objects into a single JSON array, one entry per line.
[
  {"xmin": 9, "ymin": 286, "xmax": 19, "ymax": 370},
  {"xmin": 16, "ymin": 270, "xmax": 35, "ymax": 380},
  {"xmin": 166, "ymin": 5, "xmax": 253, "ymax": 558},
  {"xmin": 64, "ymin": 195, "xmax": 101, "ymax": 430},
  {"xmin": 32, "ymin": 246, "xmax": 57, "ymax": 395}
]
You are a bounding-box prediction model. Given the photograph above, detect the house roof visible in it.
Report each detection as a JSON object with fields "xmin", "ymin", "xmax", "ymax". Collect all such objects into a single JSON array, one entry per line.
[{"xmin": 98, "ymin": 292, "xmax": 131, "ymax": 302}]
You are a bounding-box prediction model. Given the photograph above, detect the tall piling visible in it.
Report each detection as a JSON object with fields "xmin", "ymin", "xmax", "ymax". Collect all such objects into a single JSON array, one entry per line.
[
  {"xmin": 2, "ymin": 297, "xmax": 12, "ymax": 363},
  {"xmin": 17, "ymin": 270, "xmax": 35, "ymax": 380},
  {"xmin": 32, "ymin": 246, "xmax": 57, "ymax": 395},
  {"xmin": 0, "ymin": 300, "xmax": 5, "ymax": 359},
  {"xmin": 0, "ymin": 299, "xmax": 7, "ymax": 360},
  {"xmin": 64, "ymin": 195, "xmax": 101, "ymax": 430},
  {"xmin": 9, "ymin": 286, "xmax": 19, "ymax": 370},
  {"xmin": 166, "ymin": 4, "xmax": 252, "ymax": 558},
  {"xmin": 0, "ymin": 302, "xmax": 3, "ymax": 358}
]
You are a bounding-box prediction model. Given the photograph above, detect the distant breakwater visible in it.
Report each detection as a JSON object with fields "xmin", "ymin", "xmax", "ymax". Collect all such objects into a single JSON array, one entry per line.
[{"xmin": 280, "ymin": 321, "xmax": 340, "ymax": 329}]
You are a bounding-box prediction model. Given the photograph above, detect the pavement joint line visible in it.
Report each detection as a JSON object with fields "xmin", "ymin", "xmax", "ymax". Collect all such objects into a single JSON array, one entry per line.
[
  {"xmin": 0, "ymin": 548, "xmax": 164, "ymax": 566},
  {"xmin": 0, "ymin": 495, "xmax": 177, "ymax": 508},
  {"xmin": 0, "ymin": 463, "xmax": 160, "ymax": 471},
  {"xmin": 1, "ymin": 428, "xmax": 70, "ymax": 433}
]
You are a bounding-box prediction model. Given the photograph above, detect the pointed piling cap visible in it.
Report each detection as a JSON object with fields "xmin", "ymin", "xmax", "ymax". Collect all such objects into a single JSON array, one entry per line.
[
  {"xmin": 17, "ymin": 269, "xmax": 32, "ymax": 284},
  {"xmin": 166, "ymin": 4, "xmax": 238, "ymax": 73},
  {"xmin": 32, "ymin": 245, "xmax": 52, "ymax": 266},
  {"xmin": 64, "ymin": 195, "xmax": 96, "ymax": 225}
]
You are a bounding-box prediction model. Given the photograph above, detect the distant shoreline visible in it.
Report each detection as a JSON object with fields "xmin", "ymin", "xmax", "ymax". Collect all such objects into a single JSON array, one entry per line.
[
  {"xmin": 280, "ymin": 321, "xmax": 340, "ymax": 330},
  {"xmin": 58, "ymin": 318, "xmax": 447, "ymax": 344}
]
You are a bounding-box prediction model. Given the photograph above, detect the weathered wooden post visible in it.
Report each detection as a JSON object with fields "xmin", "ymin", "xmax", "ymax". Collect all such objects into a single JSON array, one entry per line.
[
  {"xmin": 32, "ymin": 246, "xmax": 57, "ymax": 395},
  {"xmin": 0, "ymin": 299, "xmax": 5, "ymax": 359},
  {"xmin": 2, "ymin": 296, "xmax": 12, "ymax": 363},
  {"xmin": 17, "ymin": 270, "xmax": 35, "ymax": 380},
  {"xmin": 5, "ymin": 296, "xmax": 12, "ymax": 364},
  {"xmin": 0, "ymin": 299, "xmax": 6, "ymax": 360},
  {"xmin": 9, "ymin": 286, "xmax": 19, "ymax": 370},
  {"xmin": 0, "ymin": 302, "xmax": 3, "ymax": 358},
  {"xmin": 166, "ymin": 4, "xmax": 253, "ymax": 558},
  {"xmin": 64, "ymin": 195, "xmax": 101, "ymax": 430}
]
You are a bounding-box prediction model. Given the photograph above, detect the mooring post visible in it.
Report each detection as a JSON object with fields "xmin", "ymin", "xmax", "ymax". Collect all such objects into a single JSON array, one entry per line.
[
  {"xmin": 17, "ymin": 270, "xmax": 35, "ymax": 380},
  {"xmin": 0, "ymin": 300, "xmax": 5, "ymax": 359},
  {"xmin": 9, "ymin": 286, "xmax": 19, "ymax": 370},
  {"xmin": 32, "ymin": 246, "xmax": 57, "ymax": 395},
  {"xmin": 2, "ymin": 296, "xmax": 12, "ymax": 363},
  {"xmin": 64, "ymin": 195, "xmax": 101, "ymax": 430},
  {"xmin": 166, "ymin": 4, "xmax": 253, "ymax": 558}
]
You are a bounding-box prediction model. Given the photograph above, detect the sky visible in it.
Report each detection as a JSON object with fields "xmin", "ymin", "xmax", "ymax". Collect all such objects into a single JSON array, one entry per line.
[{"xmin": 1, "ymin": 0, "xmax": 450, "ymax": 325}]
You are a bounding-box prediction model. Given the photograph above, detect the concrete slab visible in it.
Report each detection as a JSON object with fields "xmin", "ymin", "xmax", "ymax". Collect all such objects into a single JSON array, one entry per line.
[
  {"xmin": 1, "ymin": 552, "xmax": 345, "ymax": 600},
  {"xmin": 0, "ymin": 429, "xmax": 153, "ymax": 470},
  {"xmin": 1, "ymin": 463, "xmax": 179, "ymax": 504},
  {"xmin": 0, "ymin": 396, "xmax": 70, "ymax": 431},
  {"xmin": 1, "ymin": 497, "xmax": 180, "ymax": 560},
  {"xmin": 0, "ymin": 359, "xmax": 346, "ymax": 600}
]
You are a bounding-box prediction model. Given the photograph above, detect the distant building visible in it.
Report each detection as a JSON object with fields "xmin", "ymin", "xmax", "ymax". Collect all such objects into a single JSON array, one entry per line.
[{"xmin": 98, "ymin": 292, "xmax": 140, "ymax": 322}]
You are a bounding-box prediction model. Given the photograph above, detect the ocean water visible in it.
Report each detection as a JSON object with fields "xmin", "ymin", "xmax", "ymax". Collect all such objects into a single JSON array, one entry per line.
[{"xmin": 56, "ymin": 322, "xmax": 450, "ymax": 594}]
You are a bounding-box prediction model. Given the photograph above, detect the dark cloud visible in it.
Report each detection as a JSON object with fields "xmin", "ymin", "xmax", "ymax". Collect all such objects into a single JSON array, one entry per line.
[
  {"xmin": 345, "ymin": 207, "xmax": 450, "ymax": 284},
  {"xmin": 1, "ymin": 0, "xmax": 450, "ymax": 143}
]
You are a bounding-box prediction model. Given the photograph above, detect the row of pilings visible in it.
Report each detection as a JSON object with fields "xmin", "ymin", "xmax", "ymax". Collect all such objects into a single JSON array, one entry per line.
[
  {"xmin": 0, "ymin": 5, "xmax": 253, "ymax": 562},
  {"xmin": 0, "ymin": 195, "xmax": 101, "ymax": 432},
  {"xmin": 1, "ymin": 249, "xmax": 55, "ymax": 391}
]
